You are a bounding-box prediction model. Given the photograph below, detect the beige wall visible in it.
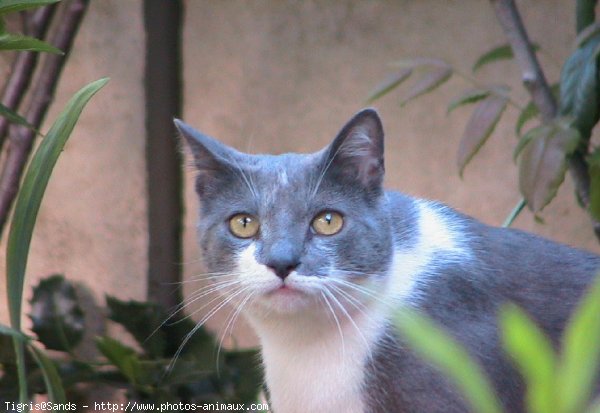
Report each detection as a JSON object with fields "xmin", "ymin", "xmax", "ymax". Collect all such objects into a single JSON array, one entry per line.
[{"xmin": 0, "ymin": 1, "xmax": 593, "ymax": 347}]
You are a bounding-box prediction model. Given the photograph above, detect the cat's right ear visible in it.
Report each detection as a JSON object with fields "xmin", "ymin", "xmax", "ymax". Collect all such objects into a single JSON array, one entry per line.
[{"xmin": 174, "ymin": 119, "xmax": 235, "ymax": 196}]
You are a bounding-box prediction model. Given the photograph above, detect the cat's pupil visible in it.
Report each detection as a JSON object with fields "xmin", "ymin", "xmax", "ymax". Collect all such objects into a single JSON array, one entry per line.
[
  {"xmin": 242, "ymin": 217, "xmax": 250, "ymax": 227},
  {"xmin": 324, "ymin": 213, "xmax": 332, "ymax": 225}
]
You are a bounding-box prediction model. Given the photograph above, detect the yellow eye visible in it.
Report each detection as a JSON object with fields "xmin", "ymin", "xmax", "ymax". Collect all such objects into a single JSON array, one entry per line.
[
  {"xmin": 312, "ymin": 211, "xmax": 344, "ymax": 235},
  {"xmin": 229, "ymin": 214, "xmax": 259, "ymax": 238}
]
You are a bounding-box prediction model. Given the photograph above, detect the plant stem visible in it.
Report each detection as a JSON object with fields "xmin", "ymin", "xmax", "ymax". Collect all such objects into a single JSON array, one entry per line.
[
  {"xmin": 490, "ymin": 0, "xmax": 600, "ymax": 241},
  {"xmin": 502, "ymin": 198, "xmax": 526, "ymax": 227},
  {"xmin": 0, "ymin": 0, "xmax": 90, "ymax": 240}
]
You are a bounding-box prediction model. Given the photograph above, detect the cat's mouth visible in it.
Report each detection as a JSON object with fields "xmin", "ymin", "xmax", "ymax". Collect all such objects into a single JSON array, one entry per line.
[{"xmin": 268, "ymin": 283, "xmax": 304, "ymax": 296}]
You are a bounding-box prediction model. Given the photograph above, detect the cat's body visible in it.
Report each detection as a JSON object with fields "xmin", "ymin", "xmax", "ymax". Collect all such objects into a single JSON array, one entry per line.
[{"xmin": 176, "ymin": 109, "xmax": 600, "ymax": 413}]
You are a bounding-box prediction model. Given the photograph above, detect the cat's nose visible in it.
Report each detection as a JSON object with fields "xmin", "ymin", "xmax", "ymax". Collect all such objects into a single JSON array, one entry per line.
[{"xmin": 266, "ymin": 259, "xmax": 300, "ymax": 280}]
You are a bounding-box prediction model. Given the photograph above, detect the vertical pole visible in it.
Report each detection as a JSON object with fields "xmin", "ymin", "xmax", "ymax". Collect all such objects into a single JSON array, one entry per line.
[{"xmin": 143, "ymin": 0, "xmax": 183, "ymax": 308}]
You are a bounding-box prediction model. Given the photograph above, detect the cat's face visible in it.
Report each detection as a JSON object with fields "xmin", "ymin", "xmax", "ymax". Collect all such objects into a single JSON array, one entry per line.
[{"xmin": 177, "ymin": 109, "xmax": 393, "ymax": 318}]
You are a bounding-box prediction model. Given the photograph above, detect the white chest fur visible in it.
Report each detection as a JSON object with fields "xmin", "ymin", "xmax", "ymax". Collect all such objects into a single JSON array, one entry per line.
[{"xmin": 249, "ymin": 308, "xmax": 384, "ymax": 413}]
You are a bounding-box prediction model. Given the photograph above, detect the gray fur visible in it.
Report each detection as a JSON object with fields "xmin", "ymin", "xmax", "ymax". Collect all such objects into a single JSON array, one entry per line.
[{"xmin": 176, "ymin": 110, "xmax": 600, "ymax": 413}]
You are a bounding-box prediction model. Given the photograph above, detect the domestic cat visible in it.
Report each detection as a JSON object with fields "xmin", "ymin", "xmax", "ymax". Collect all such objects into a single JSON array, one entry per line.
[{"xmin": 175, "ymin": 109, "xmax": 600, "ymax": 413}]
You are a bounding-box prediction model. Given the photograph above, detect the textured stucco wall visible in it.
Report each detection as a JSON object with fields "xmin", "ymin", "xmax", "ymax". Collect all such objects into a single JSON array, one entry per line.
[
  {"xmin": 0, "ymin": 1, "xmax": 593, "ymax": 349},
  {"xmin": 0, "ymin": 1, "xmax": 146, "ymax": 330}
]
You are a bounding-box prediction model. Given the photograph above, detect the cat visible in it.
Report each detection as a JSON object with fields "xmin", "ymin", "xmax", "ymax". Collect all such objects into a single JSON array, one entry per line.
[{"xmin": 175, "ymin": 109, "xmax": 600, "ymax": 413}]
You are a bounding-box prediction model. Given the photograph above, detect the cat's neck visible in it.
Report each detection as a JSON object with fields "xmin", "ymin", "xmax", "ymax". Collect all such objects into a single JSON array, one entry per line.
[{"xmin": 248, "ymin": 300, "xmax": 386, "ymax": 413}]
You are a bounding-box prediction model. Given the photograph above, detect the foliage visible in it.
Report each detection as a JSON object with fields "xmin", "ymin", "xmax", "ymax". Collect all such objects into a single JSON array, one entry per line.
[
  {"xmin": 394, "ymin": 274, "xmax": 600, "ymax": 413},
  {"xmin": 0, "ymin": 275, "xmax": 263, "ymax": 405},
  {"xmin": 368, "ymin": 4, "xmax": 600, "ymax": 225}
]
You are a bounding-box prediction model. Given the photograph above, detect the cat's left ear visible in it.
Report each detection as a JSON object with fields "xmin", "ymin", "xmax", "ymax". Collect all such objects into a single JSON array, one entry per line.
[{"xmin": 324, "ymin": 108, "xmax": 384, "ymax": 190}]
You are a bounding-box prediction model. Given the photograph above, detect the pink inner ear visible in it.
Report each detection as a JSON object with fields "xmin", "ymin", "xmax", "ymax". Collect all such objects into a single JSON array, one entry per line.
[{"xmin": 357, "ymin": 157, "xmax": 384, "ymax": 186}]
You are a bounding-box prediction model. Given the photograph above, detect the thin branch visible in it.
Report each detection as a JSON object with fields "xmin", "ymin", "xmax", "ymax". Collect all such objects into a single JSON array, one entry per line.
[
  {"xmin": 0, "ymin": 0, "xmax": 90, "ymax": 239},
  {"xmin": 0, "ymin": 5, "xmax": 57, "ymax": 151},
  {"xmin": 490, "ymin": 0, "xmax": 600, "ymax": 240},
  {"xmin": 490, "ymin": 0, "xmax": 557, "ymax": 120}
]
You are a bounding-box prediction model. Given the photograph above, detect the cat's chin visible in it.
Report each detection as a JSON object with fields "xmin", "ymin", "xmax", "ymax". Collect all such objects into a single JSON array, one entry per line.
[{"xmin": 250, "ymin": 285, "xmax": 319, "ymax": 315}]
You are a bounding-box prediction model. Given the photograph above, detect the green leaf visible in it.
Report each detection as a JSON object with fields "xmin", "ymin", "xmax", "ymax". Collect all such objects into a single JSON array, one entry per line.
[
  {"xmin": 0, "ymin": 33, "xmax": 62, "ymax": 54},
  {"xmin": 0, "ymin": 102, "xmax": 37, "ymax": 131},
  {"xmin": 500, "ymin": 304, "xmax": 557, "ymax": 413},
  {"xmin": 516, "ymin": 101, "xmax": 539, "ymax": 137},
  {"xmin": 0, "ymin": 0, "xmax": 58, "ymax": 16},
  {"xmin": 588, "ymin": 148, "xmax": 600, "ymax": 221},
  {"xmin": 30, "ymin": 274, "xmax": 84, "ymax": 352},
  {"xmin": 7, "ymin": 77, "xmax": 108, "ymax": 331},
  {"xmin": 558, "ymin": 275, "xmax": 600, "ymax": 413},
  {"xmin": 518, "ymin": 119, "xmax": 581, "ymax": 212},
  {"xmin": 514, "ymin": 124, "xmax": 548, "ymax": 162},
  {"xmin": 399, "ymin": 66, "xmax": 452, "ymax": 107},
  {"xmin": 0, "ymin": 323, "xmax": 30, "ymax": 341},
  {"xmin": 559, "ymin": 34, "xmax": 600, "ymax": 140},
  {"xmin": 96, "ymin": 336, "xmax": 140, "ymax": 383},
  {"xmin": 457, "ymin": 94, "xmax": 508, "ymax": 176},
  {"xmin": 366, "ymin": 69, "xmax": 412, "ymax": 103},
  {"xmin": 473, "ymin": 44, "xmax": 513, "ymax": 72},
  {"xmin": 28, "ymin": 345, "xmax": 66, "ymax": 403},
  {"xmin": 106, "ymin": 296, "xmax": 166, "ymax": 358},
  {"xmin": 6, "ymin": 77, "xmax": 107, "ymax": 406},
  {"xmin": 447, "ymin": 88, "xmax": 491, "ymax": 114},
  {"xmin": 395, "ymin": 309, "xmax": 503, "ymax": 413},
  {"xmin": 473, "ymin": 43, "xmax": 540, "ymax": 73}
]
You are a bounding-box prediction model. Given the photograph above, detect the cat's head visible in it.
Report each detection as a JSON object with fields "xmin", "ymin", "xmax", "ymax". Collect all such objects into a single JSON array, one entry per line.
[{"xmin": 176, "ymin": 109, "xmax": 393, "ymax": 318}]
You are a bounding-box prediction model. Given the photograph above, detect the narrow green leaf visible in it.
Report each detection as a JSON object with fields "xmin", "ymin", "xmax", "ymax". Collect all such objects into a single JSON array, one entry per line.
[
  {"xmin": 473, "ymin": 44, "xmax": 513, "ymax": 72},
  {"xmin": 518, "ymin": 119, "xmax": 581, "ymax": 212},
  {"xmin": 558, "ymin": 274, "xmax": 600, "ymax": 413},
  {"xmin": 500, "ymin": 304, "xmax": 557, "ymax": 413},
  {"xmin": 395, "ymin": 309, "xmax": 503, "ymax": 413},
  {"xmin": 0, "ymin": 324, "xmax": 30, "ymax": 341},
  {"xmin": 0, "ymin": 0, "xmax": 58, "ymax": 15},
  {"xmin": 457, "ymin": 95, "xmax": 508, "ymax": 176},
  {"xmin": 400, "ymin": 66, "xmax": 452, "ymax": 107},
  {"xmin": 588, "ymin": 148, "xmax": 600, "ymax": 221},
  {"xmin": 7, "ymin": 78, "xmax": 109, "ymax": 331},
  {"xmin": 447, "ymin": 88, "xmax": 491, "ymax": 114},
  {"xmin": 514, "ymin": 124, "xmax": 549, "ymax": 162},
  {"xmin": 366, "ymin": 69, "xmax": 412, "ymax": 103},
  {"xmin": 6, "ymin": 78, "xmax": 107, "ymax": 406},
  {"xmin": 0, "ymin": 33, "xmax": 62, "ymax": 54},
  {"xmin": 0, "ymin": 102, "xmax": 37, "ymax": 131},
  {"xmin": 473, "ymin": 44, "xmax": 540, "ymax": 73},
  {"xmin": 96, "ymin": 336, "xmax": 140, "ymax": 383},
  {"xmin": 516, "ymin": 101, "xmax": 539, "ymax": 137},
  {"xmin": 29, "ymin": 345, "xmax": 66, "ymax": 403}
]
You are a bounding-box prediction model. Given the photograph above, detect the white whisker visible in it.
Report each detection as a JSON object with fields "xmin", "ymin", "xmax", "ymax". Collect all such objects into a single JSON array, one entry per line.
[
  {"xmin": 167, "ymin": 285, "xmax": 250, "ymax": 373},
  {"xmin": 320, "ymin": 291, "xmax": 346, "ymax": 358}
]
